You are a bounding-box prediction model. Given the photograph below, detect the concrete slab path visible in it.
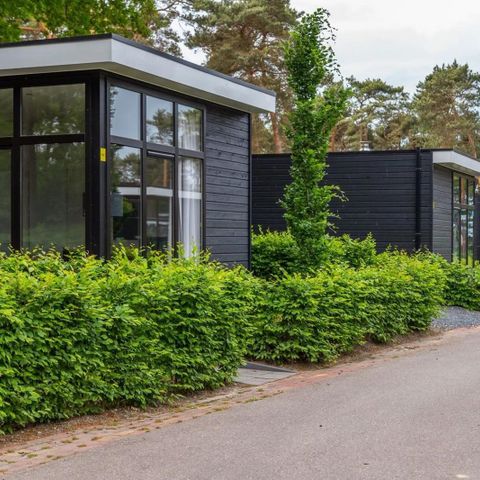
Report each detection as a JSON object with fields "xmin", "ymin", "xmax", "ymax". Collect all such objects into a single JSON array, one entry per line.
[{"xmin": 6, "ymin": 326, "xmax": 480, "ymax": 480}]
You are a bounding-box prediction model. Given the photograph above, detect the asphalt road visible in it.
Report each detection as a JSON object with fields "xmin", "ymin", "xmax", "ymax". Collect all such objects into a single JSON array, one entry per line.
[{"xmin": 10, "ymin": 328, "xmax": 480, "ymax": 480}]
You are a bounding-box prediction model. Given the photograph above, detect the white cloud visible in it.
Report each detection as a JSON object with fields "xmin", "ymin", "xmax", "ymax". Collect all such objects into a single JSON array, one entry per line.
[{"xmin": 293, "ymin": 0, "xmax": 480, "ymax": 91}]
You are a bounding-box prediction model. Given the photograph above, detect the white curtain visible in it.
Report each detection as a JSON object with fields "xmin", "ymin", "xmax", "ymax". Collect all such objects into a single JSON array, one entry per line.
[
  {"xmin": 178, "ymin": 157, "xmax": 202, "ymax": 257},
  {"xmin": 178, "ymin": 105, "xmax": 202, "ymax": 151}
]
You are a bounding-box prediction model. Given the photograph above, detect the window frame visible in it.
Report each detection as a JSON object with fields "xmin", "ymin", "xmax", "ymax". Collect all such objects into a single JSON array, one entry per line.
[
  {"xmin": 106, "ymin": 76, "xmax": 206, "ymax": 256},
  {"xmin": 0, "ymin": 72, "xmax": 92, "ymax": 251},
  {"xmin": 452, "ymin": 171, "xmax": 476, "ymax": 265}
]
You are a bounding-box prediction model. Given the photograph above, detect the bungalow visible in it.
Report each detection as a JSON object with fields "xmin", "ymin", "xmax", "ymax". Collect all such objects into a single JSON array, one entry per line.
[
  {"xmin": 0, "ymin": 34, "xmax": 276, "ymax": 266},
  {"xmin": 252, "ymin": 149, "xmax": 480, "ymax": 264}
]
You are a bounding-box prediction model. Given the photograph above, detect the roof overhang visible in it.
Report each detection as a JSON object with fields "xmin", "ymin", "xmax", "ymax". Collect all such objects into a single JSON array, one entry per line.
[
  {"xmin": 432, "ymin": 150, "xmax": 480, "ymax": 177},
  {"xmin": 0, "ymin": 35, "xmax": 276, "ymax": 114}
]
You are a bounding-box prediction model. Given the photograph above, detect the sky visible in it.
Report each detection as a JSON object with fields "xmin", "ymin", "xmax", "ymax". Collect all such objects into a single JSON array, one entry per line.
[{"xmin": 182, "ymin": 0, "xmax": 480, "ymax": 93}]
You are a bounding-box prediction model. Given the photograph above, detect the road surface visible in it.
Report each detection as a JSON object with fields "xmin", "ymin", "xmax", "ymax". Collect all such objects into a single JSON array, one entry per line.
[{"xmin": 9, "ymin": 327, "xmax": 480, "ymax": 480}]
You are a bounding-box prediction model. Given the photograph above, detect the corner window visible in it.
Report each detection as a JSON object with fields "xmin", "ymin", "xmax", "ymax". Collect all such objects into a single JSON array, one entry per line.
[
  {"xmin": 0, "ymin": 89, "xmax": 13, "ymax": 137},
  {"xmin": 178, "ymin": 105, "xmax": 202, "ymax": 151},
  {"xmin": 22, "ymin": 84, "xmax": 85, "ymax": 135},
  {"xmin": 453, "ymin": 173, "xmax": 475, "ymax": 265},
  {"xmin": 109, "ymin": 85, "xmax": 204, "ymax": 256},
  {"xmin": 110, "ymin": 87, "xmax": 141, "ymax": 140}
]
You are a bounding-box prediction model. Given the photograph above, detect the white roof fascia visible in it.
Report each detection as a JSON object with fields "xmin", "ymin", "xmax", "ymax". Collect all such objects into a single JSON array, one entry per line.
[
  {"xmin": 432, "ymin": 150, "xmax": 480, "ymax": 177},
  {"xmin": 0, "ymin": 36, "xmax": 276, "ymax": 114}
]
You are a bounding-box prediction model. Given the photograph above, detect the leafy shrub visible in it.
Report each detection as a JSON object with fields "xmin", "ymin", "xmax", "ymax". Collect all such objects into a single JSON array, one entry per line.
[
  {"xmin": 327, "ymin": 233, "xmax": 377, "ymax": 268},
  {"xmin": 251, "ymin": 230, "xmax": 301, "ymax": 278},
  {"xmin": 251, "ymin": 230, "xmax": 377, "ymax": 277},
  {"xmin": 440, "ymin": 260, "xmax": 480, "ymax": 310},
  {"xmin": 248, "ymin": 253, "xmax": 445, "ymax": 362},
  {"xmin": 0, "ymin": 249, "xmax": 254, "ymax": 432}
]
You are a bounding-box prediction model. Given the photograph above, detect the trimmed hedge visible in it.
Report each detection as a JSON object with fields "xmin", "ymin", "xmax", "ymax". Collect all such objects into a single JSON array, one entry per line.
[
  {"xmin": 441, "ymin": 260, "xmax": 480, "ymax": 310},
  {"xmin": 0, "ymin": 249, "xmax": 255, "ymax": 432},
  {"xmin": 251, "ymin": 230, "xmax": 377, "ymax": 278},
  {"xmin": 248, "ymin": 252, "xmax": 445, "ymax": 363}
]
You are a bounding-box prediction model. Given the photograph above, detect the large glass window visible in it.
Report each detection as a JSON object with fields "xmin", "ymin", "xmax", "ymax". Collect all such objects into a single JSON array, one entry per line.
[
  {"xmin": 453, "ymin": 173, "xmax": 475, "ymax": 264},
  {"xmin": 110, "ymin": 87, "xmax": 141, "ymax": 140},
  {"xmin": 146, "ymin": 96, "xmax": 174, "ymax": 146},
  {"xmin": 22, "ymin": 143, "xmax": 85, "ymax": 250},
  {"xmin": 178, "ymin": 157, "xmax": 202, "ymax": 256},
  {"xmin": 0, "ymin": 150, "xmax": 10, "ymax": 251},
  {"xmin": 109, "ymin": 85, "xmax": 204, "ymax": 255},
  {"xmin": 111, "ymin": 146, "xmax": 142, "ymax": 248},
  {"xmin": 178, "ymin": 105, "xmax": 202, "ymax": 151},
  {"xmin": 22, "ymin": 84, "xmax": 85, "ymax": 135},
  {"xmin": 0, "ymin": 89, "xmax": 13, "ymax": 137},
  {"xmin": 146, "ymin": 154, "xmax": 174, "ymax": 249}
]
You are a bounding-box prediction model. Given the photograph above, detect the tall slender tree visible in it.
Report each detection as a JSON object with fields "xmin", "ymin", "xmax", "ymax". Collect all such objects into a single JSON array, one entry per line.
[
  {"xmin": 186, "ymin": 0, "xmax": 298, "ymax": 153},
  {"xmin": 281, "ymin": 8, "xmax": 348, "ymax": 267}
]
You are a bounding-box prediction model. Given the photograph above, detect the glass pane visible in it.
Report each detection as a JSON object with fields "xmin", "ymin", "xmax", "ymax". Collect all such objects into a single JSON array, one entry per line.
[
  {"xmin": 111, "ymin": 145, "xmax": 141, "ymax": 248},
  {"xmin": 468, "ymin": 179, "xmax": 475, "ymax": 206},
  {"xmin": 178, "ymin": 105, "xmax": 202, "ymax": 151},
  {"xmin": 178, "ymin": 157, "xmax": 202, "ymax": 256},
  {"xmin": 146, "ymin": 96, "xmax": 173, "ymax": 145},
  {"xmin": 0, "ymin": 150, "xmax": 10, "ymax": 251},
  {"xmin": 460, "ymin": 209, "xmax": 467, "ymax": 263},
  {"xmin": 460, "ymin": 177, "xmax": 467, "ymax": 205},
  {"xmin": 468, "ymin": 209, "xmax": 475, "ymax": 265},
  {"xmin": 110, "ymin": 87, "xmax": 141, "ymax": 140},
  {"xmin": 453, "ymin": 175, "xmax": 460, "ymax": 204},
  {"xmin": 0, "ymin": 89, "xmax": 13, "ymax": 137},
  {"xmin": 453, "ymin": 208, "xmax": 460, "ymax": 261},
  {"xmin": 146, "ymin": 154, "xmax": 173, "ymax": 250},
  {"xmin": 22, "ymin": 84, "xmax": 85, "ymax": 135},
  {"xmin": 22, "ymin": 143, "xmax": 85, "ymax": 250}
]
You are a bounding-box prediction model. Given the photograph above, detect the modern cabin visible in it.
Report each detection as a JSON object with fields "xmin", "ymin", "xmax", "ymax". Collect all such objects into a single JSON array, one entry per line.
[
  {"xmin": 0, "ymin": 34, "xmax": 276, "ymax": 266},
  {"xmin": 253, "ymin": 149, "xmax": 480, "ymax": 264}
]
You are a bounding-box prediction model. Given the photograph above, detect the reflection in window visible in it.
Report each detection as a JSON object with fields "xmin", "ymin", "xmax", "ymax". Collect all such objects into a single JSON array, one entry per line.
[
  {"xmin": 178, "ymin": 157, "xmax": 202, "ymax": 256},
  {"xmin": 0, "ymin": 150, "xmax": 10, "ymax": 251},
  {"xmin": 146, "ymin": 97, "xmax": 173, "ymax": 145},
  {"xmin": 453, "ymin": 173, "xmax": 475, "ymax": 264},
  {"xmin": 22, "ymin": 143, "xmax": 85, "ymax": 250},
  {"xmin": 111, "ymin": 145, "xmax": 141, "ymax": 248},
  {"xmin": 178, "ymin": 105, "xmax": 202, "ymax": 151},
  {"xmin": 110, "ymin": 87, "xmax": 141, "ymax": 140},
  {"xmin": 146, "ymin": 154, "xmax": 173, "ymax": 250},
  {"xmin": 0, "ymin": 89, "xmax": 13, "ymax": 137},
  {"xmin": 22, "ymin": 84, "xmax": 85, "ymax": 135}
]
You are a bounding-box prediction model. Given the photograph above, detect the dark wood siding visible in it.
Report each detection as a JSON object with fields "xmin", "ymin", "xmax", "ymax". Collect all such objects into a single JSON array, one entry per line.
[
  {"xmin": 432, "ymin": 165, "xmax": 452, "ymax": 260},
  {"xmin": 252, "ymin": 151, "xmax": 434, "ymax": 253},
  {"xmin": 205, "ymin": 104, "xmax": 250, "ymax": 266}
]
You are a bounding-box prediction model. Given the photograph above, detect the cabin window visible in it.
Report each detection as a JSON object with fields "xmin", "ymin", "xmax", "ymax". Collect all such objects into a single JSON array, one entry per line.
[
  {"xmin": 0, "ymin": 149, "xmax": 10, "ymax": 251},
  {"xmin": 0, "ymin": 89, "xmax": 13, "ymax": 137},
  {"xmin": 109, "ymin": 84, "xmax": 204, "ymax": 256},
  {"xmin": 22, "ymin": 84, "xmax": 85, "ymax": 135},
  {"xmin": 453, "ymin": 173, "xmax": 475, "ymax": 265}
]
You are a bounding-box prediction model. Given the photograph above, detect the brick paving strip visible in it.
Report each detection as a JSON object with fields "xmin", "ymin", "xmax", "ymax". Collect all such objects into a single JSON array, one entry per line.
[{"xmin": 0, "ymin": 326, "xmax": 475, "ymax": 477}]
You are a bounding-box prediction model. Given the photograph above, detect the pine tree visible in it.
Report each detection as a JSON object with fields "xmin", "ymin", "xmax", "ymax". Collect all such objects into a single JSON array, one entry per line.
[
  {"xmin": 412, "ymin": 61, "xmax": 480, "ymax": 158},
  {"xmin": 186, "ymin": 0, "xmax": 298, "ymax": 153}
]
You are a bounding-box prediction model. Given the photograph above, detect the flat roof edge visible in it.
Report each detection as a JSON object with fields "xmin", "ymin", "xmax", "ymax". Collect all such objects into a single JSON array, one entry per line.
[{"xmin": 0, "ymin": 34, "xmax": 276, "ymax": 98}]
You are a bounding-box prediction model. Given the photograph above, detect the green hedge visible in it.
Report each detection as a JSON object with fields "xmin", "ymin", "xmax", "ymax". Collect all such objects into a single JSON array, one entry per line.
[
  {"xmin": 248, "ymin": 252, "xmax": 445, "ymax": 363},
  {"xmin": 251, "ymin": 230, "xmax": 376, "ymax": 278},
  {"xmin": 0, "ymin": 249, "xmax": 254, "ymax": 432},
  {"xmin": 440, "ymin": 260, "xmax": 480, "ymax": 310}
]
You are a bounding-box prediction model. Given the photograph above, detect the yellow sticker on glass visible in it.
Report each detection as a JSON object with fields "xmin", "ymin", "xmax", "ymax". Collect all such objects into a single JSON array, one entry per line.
[{"xmin": 100, "ymin": 147, "xmax": 107, "ymax": 162}]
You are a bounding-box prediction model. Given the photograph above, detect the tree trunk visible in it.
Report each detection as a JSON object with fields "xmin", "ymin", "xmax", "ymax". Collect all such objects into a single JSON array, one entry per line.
[{"xmin": 270, "ymin": 112, "xmax": 283, "ymax": 153}]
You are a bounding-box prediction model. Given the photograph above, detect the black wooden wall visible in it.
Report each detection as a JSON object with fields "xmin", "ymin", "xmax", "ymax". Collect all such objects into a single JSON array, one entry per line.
[
  {"xmin": 432, "ymin": 165, "xmax": 453, "ymax": 260},
  {"xmin": 204, "ymin": 105, "xmax": 250, "ymax": 266},
  {"xmin": 252, "ymin": 151, "xmax": 434, "ymax": 254}
]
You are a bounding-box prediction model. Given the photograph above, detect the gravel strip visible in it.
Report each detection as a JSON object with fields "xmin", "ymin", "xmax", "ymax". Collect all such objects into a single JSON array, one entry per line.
[{"xmin": 432, "ymin": 306, "xmax": 480, "ymax": 330}]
